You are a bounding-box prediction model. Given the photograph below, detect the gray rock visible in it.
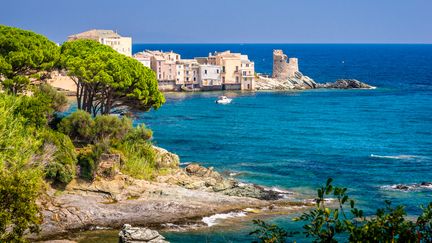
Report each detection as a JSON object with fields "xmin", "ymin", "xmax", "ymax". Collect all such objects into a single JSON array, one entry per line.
[
  {"xmin": 318, "ymin": 79, "xmax": 374, "ymax": 89},
  {"xmin": 223, "ymin": 184, "xmax": 282, "ymax": 200},
  {"xmin": 119, "ymin": 224, "xmax": 168, "ymax": 243}
]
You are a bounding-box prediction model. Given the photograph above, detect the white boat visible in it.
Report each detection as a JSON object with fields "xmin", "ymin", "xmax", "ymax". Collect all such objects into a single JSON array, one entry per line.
[{"xmin": 215, "ymin": 96, "xmax": 232, "ymax": 104}]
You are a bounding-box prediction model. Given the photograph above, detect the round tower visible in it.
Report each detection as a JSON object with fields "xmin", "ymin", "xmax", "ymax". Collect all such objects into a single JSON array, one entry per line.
[{"xmin": 272, "ymin": 49, "xmax": 289, "ymax": 79}]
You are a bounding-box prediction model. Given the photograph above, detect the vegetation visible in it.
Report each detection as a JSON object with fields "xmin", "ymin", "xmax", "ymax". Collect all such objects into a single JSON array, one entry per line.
[
  {"xmin": 58, "ymin": 110, "xmax": 156, "ymax": 180},
  {"xmin": 0, "ymin": 25, "xmax": 163, "ymax": 241},
  {"xmin": 0, "ymin": 94, "xmax": 44, "ymax": 242},
  {"xmin": 250, "ymin": 219, "xmax": 290, "ymax": 243},
  {"xmin": 60, "ymin": 39, "xmax": 164, "ymax": 115},
  {"xmin": 16, "ymin": 84, "xmax": 68, "ymax": 127},
  {"xmin": 250, "ymin": 178, "xmax": 432, "ymax": 243},
  {"xmin": 0, "ymin": 25, "xmax": 60, "ymax": 94}
]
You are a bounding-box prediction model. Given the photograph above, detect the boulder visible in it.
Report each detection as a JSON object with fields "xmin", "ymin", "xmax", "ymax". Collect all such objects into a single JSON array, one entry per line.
[
  {"xmin": 153, "ymin": 146, "xmax": 180, "ymax": 169},
  {"xmin": 119, "ymin": 224, "xmax": 168, "ymax": 243},
  {"xmin": 318, "ymin": 79, "xmax": 374, "ymax": 89},
  {"xmin": 223, "ymin": 184, "xmax": 281, "ymax": 200}
]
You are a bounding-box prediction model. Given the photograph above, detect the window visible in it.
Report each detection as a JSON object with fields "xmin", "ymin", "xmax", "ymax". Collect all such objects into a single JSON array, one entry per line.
[
  {"xmin": 193, "ymin": 77, "xmax": 196, "ymax": 81},
  {"xmin": 222, "ymin": 66, "xmax": 225, "ymax": 72},
  {"xmin": 217, "ymin": 69, "xmax": 219, "ymax": 74},
  {"xmin": 236, "ymin": 66, "xmax": 239, "ymax": 71},
  {"xmin": 186, "ymin": 71, "xmax": 189, "ymax": 75},
  {"xmin": 186, "ymin": 77, "xmax": 189, "ymax": 81},
  {"xmin": 204, "ymin": 70, "xmax": 207, "ymax": 74},
  {"xmin": 236, "ymin": 77, "xmax": 239, "ymax": 82},
  {"xmin": 246, "ymin": 64, "xmax": 249, "ymax": 67},
  {"xmin": 178, "ymin": 71, "xmax": 180, "ymax": 75},
  {"xmin": 244, "ymin": 77, "xmax": 247, "ymax": 81}
]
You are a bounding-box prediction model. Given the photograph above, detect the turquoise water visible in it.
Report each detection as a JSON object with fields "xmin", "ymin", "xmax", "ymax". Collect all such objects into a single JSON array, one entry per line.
[
  {"xmin": 130, "ymin": 44, "xmax": 432, "ymax": 242},
  {"xmin": 69, "ymin": 44, "xmax": 432, "ymax": 242}
]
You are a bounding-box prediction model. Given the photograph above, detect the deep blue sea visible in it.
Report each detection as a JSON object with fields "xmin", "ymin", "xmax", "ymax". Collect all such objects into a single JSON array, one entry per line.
[{"xmin": 106, "ymin": 44, "xmax": 432, "ymax": 242}]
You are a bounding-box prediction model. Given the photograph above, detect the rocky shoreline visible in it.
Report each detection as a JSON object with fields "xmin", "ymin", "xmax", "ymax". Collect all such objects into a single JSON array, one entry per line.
[
  {"xmin": 33, "ymin": 159, "xmax": 309, "ymax": 241},
  {"xmin": 256, "ymin": 72, "xmax": 375, "ymax": 91}
]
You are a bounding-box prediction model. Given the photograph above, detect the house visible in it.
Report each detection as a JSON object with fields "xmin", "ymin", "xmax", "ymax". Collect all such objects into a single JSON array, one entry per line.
[
  {"xmin": 133, "ymin": 52, "xmax": 152, "ymax": 68},
  {"xmin": 207, "ymin": 51, "xmax": 255, "ymax": 90},
  {"xmin": 67, "ymin": 29, "xmax": 132, "ymax": 56}
]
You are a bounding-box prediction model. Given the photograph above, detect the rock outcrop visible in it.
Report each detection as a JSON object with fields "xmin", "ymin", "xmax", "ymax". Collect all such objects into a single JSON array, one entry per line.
[
  {"xmin": 256, "ymin": 74, "xmax": 374, "ymax": 91},
  {"xmin": 158, "ymin": 163, "xmax": 290, "ymax": 200},
  {"xmin": 256, "ymin": 72, "xmax": 317, "ymax": 90},
  {"xmin": 119, "ymin": 224, "xmax": 168, "ymax": 243},
  {"xmin": 153, "ymin": 146, "xmax": 180, "ymax": 169},
  {"xmin": 317, "ymin": 79, "xmax": 375, "ymax": 89}
]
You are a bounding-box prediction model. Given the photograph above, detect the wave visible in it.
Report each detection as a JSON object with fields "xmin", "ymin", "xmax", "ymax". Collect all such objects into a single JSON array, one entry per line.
[
  {"xmin": 202, "ymin": 211, "xmax": 247, "ymax": 227},
  {"xmin": 381, "ymin": 182, "xmax": 432, "ymax": 192},
  {"xmin": 370, "ymin": 154, "xmax": 423, "ymax": 160}
]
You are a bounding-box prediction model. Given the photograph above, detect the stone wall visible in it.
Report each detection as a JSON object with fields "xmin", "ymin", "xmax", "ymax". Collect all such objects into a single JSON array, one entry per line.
[{"xmin": 272, "ymin": 50, "xmax": 299, "ymax": 80}]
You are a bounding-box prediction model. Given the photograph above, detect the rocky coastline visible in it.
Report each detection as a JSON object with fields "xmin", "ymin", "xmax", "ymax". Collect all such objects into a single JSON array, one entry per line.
[
  {"xmin": 33, "ymin": 148, "xmax": 309, "ymax": 241},
  {"xmin": 255, "ymin": 72, "xmax": 375, "ymax": 91}
]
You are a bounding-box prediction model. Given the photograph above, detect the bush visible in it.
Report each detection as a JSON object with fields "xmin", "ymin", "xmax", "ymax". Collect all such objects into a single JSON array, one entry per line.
[
  {"xmin": 0, "ymin": 93, "xmax": 44, "ymax": 241},
  {"xmin": 38, "ymin": 129, "xmax": 77, "ymax": 185},
  {"xmin": 93, "ymin": 115, "xmax": 132, "ymax": 143},
  {"xmin": 291, "ymin": 178, "xmax": 432, "ymax": 242},
  {"xmin": 118, "ymin": 141, "xmax": 156, "ymax": 180},
  {"xmin": 0, "ymin": 167, "xmax": 43, "ymax": 242},
  {"xmin": 123, "ymin": 124, "xmax": 153, "ymax": 143},
  {"xmin": 14, "ymin": 84, "xmax": 68, "ymax": 127},
  {"xmin": 77, "ymin": 146, "xmax": 98, "ymax": 181},
  {"xmin": 249, "ymin": 219, "xmax": 290, "ymax": 243},
  {"xmin": 58, "ymin": 110, "xmax": 94, "ymax": 144},
  {"xmin": 35, "ymin": 84, "xmax": 69, "ymax": 112}
]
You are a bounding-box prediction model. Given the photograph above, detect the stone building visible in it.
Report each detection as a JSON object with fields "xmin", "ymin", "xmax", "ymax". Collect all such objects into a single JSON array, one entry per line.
[
  {"xmin": 272, "ymin": 49, "xmax": 299, "ymax": 80},
  {"xmin": 68, "ymin": 29, "xmax": 132, "ymax": 56}
]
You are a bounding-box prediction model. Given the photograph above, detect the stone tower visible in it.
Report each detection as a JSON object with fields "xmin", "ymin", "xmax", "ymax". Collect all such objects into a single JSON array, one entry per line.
[{"xmin": 272, "ymin": 50, "xmax": 299, "ymax": 80}]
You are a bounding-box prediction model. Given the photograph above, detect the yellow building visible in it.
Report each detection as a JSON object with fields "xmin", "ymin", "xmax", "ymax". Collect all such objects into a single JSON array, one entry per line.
[
  {"xmin": 68, "ymin": 29, "xmax": 132, "ymax": 56},
  {"xmin": 207, "ymin": 51, "xmax": 255, "ymax": 90}
]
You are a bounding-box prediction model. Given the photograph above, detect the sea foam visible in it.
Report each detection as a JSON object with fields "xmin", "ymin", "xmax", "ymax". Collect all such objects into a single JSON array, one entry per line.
[{"xmin": 202, "ymin": 211, "xmax": 247, "ymax": 227}]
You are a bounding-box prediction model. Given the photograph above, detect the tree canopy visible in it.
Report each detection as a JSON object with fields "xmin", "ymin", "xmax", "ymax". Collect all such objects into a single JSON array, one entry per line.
[
  {"xmin": 60, "ymin": 39, "xmax": 164, "ymax": 115},
  {"xmin": 0, "ymin": 25, "xmax": 60, "ymax": 94}
]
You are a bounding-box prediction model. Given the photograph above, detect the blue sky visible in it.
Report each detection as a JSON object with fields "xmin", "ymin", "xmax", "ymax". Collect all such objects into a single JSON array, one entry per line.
[{"xmin": 1, "ymin": 0, "xmax": 431, "ymax": 44}]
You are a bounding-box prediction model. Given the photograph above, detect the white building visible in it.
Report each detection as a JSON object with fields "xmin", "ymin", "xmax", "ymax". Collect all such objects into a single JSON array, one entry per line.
[
  {"xmin": 68, "ymin": 29, "xmax": 132, "ymax": 56},
  {"xmin": 198, "ymin": 64, "xmax": 222, "ymax": 90}
]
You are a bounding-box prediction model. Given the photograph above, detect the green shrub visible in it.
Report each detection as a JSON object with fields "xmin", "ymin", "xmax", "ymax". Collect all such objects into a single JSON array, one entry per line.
[
  {"xmin": 0, "ymin": 93, "xmax": 44, "ymax": 242},
  {"xmin": 35, "ymin": 84, "xmax": 69, "ymax": 112},
  {"xmin": 13, "ymin": 84, "xmax": 68, "ymax": 127},
  {"xmin": 93, "ymin": 115, "xmax": 132, "ymax": 143},
  {"xmin": 123, "ymin": 124, "xmax": 153, "ymax": 143},
  {"xmin": 0, "ymin": 167, "xmax": 43, "ymax": 242},
  {"xmin": 118, "ymin": 139, "xmax": 156, "ymax": 180},
  {"xmin": 58, "ymin": 110, "xmax": 95, "ymax": 144},
  {"xmin": 249, "ymin": 219, "xmax": 290, "ymax": 243},
  {"xmin": 38, "ymin": 129, "xmax": 77, "ymax": 185},
  {"xmin": 291, "ymin": 178, "xmax": 432, "ymax": 242},
  {"xmin": 77, "ymin": 146, "xmax": 98, "ymax": 181}
]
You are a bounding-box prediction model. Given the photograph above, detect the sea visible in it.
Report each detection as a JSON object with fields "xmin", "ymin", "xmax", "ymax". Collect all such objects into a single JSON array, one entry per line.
[{"xmin": 78, "ymin": 44, "xmax": 432, "ymax": 242}]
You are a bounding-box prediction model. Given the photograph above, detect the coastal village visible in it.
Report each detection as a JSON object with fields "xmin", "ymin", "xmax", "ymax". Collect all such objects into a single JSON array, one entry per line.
[
  {"xmin": 49, "ymin": 29, "xmax": 371, "ymax": 93},
  {"xmin": 67, "ymin": 29, "xmax": 257, "ymax": 91}
]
